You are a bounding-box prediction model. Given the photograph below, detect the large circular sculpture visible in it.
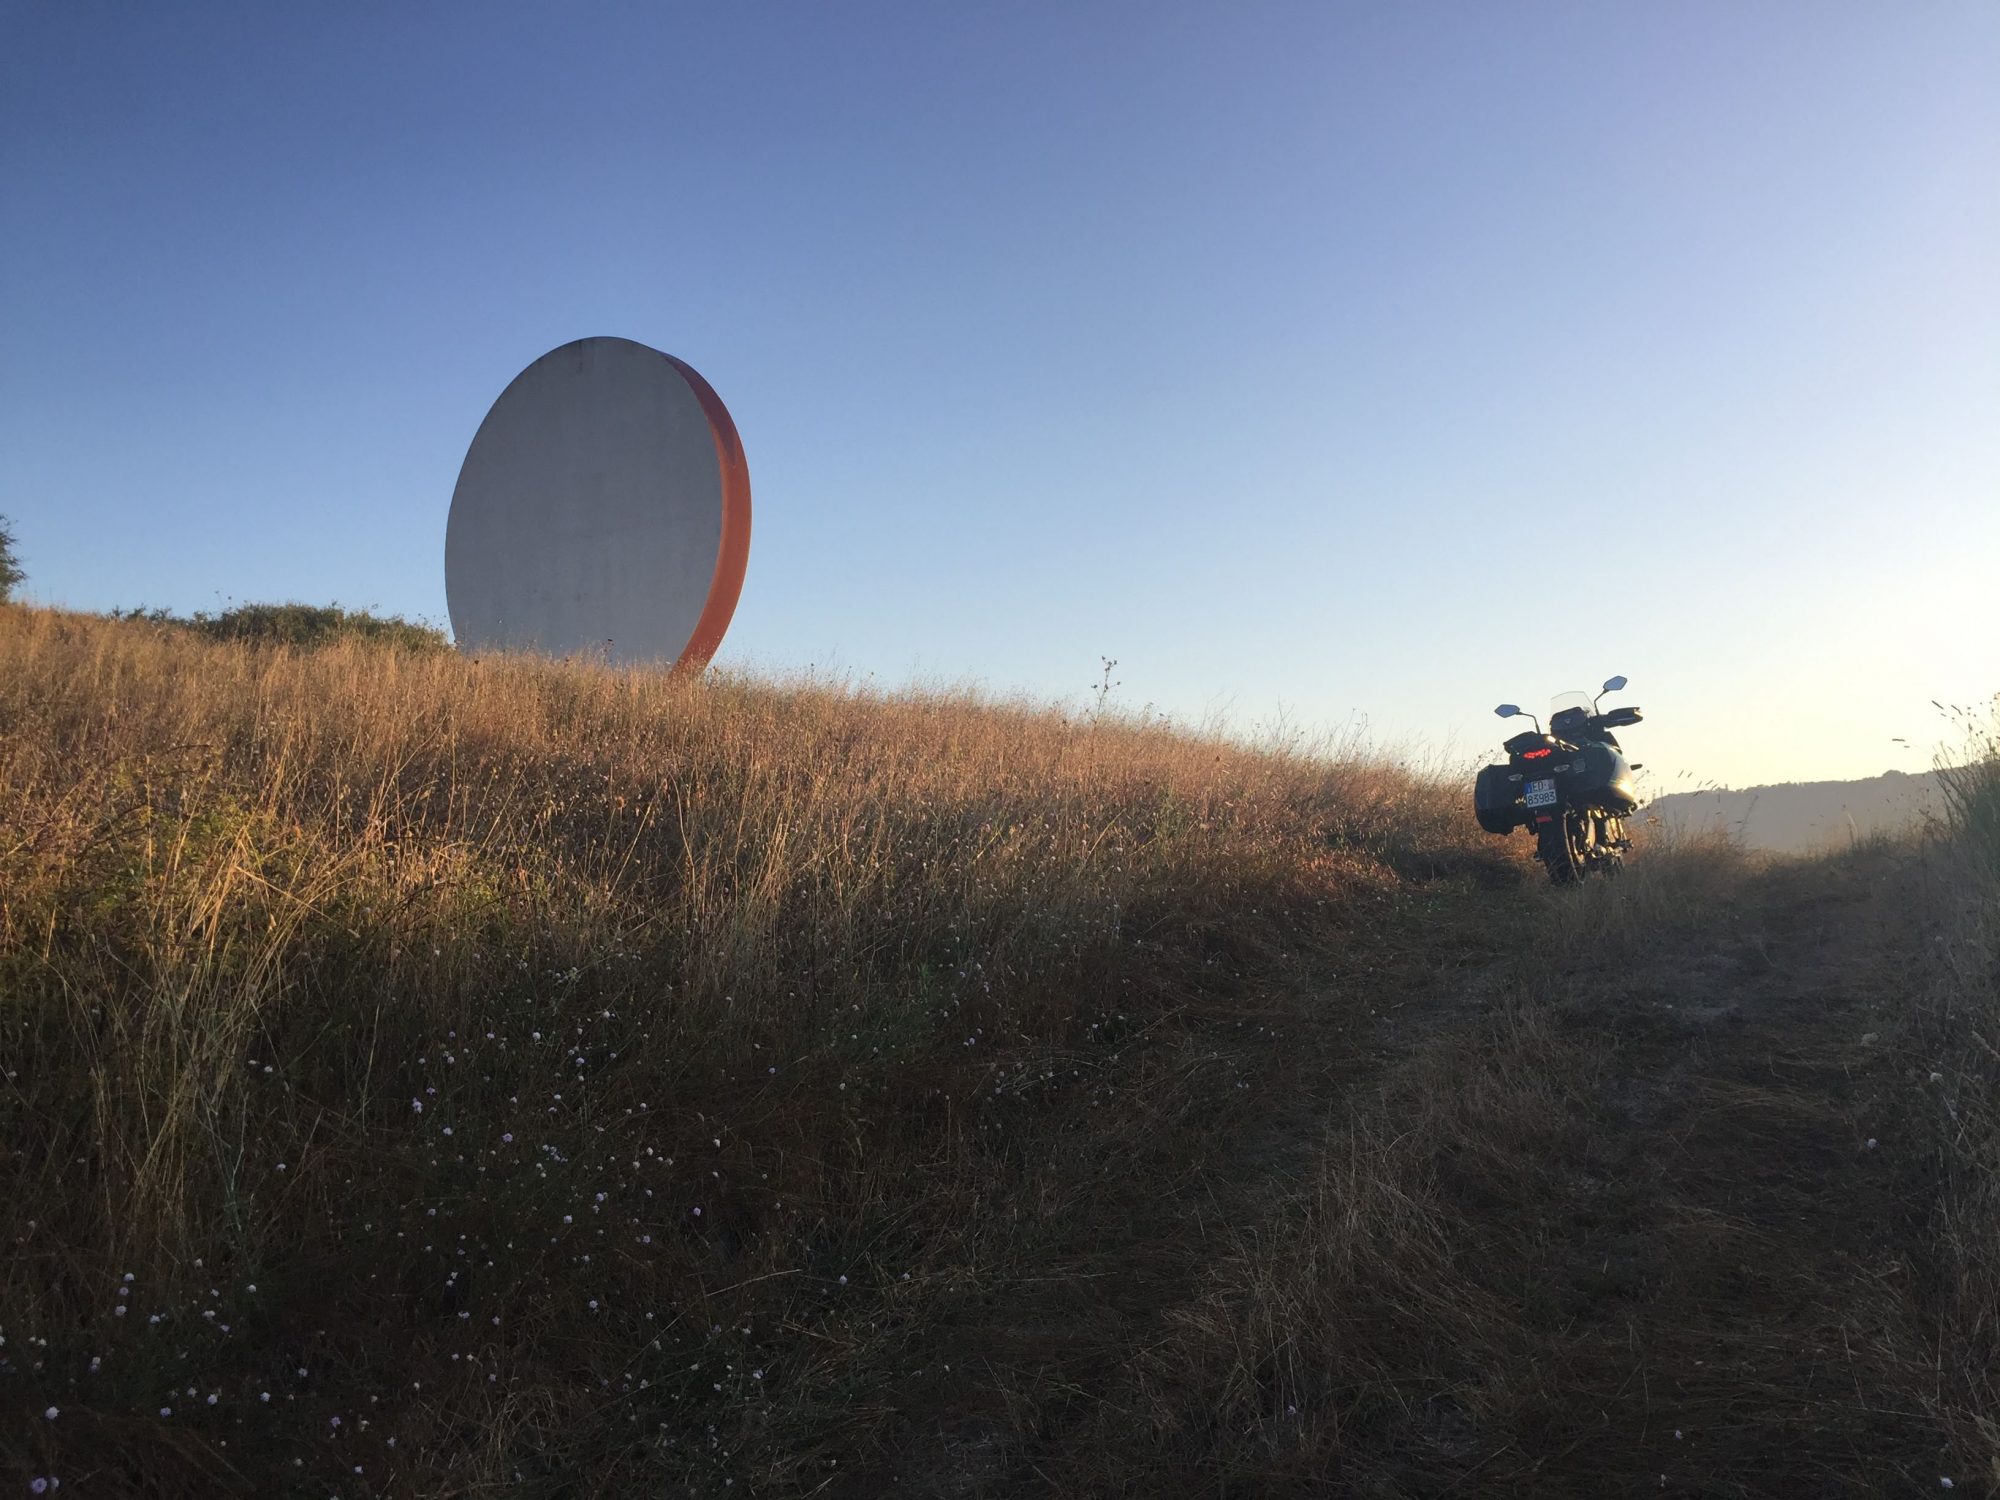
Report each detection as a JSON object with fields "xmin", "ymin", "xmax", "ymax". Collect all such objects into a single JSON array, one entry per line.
[{"xmin": 445, "ymin": 337, "xmax": 751, "ymax": 669}]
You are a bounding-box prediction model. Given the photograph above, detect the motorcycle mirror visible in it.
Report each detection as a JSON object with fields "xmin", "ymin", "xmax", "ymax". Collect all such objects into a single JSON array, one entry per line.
[
  {"xmin": 1601, "ymin": 675, "xmax": 1627, "ymax": 694},
  {"xmin": 1495, "ymin": 704, "xmax": 1521, "ymax": 718}
]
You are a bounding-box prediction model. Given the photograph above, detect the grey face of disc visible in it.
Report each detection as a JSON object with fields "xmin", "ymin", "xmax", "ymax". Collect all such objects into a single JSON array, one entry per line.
[{"xmin": 445, "ymin": 338, "xmax": 723, "ymax": 666}]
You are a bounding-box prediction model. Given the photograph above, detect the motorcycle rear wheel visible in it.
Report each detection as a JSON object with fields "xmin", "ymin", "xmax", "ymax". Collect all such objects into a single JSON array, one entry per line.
[{"xmin": 1538, "ymin": 818, "xmax": 1582, "ymax": 885}]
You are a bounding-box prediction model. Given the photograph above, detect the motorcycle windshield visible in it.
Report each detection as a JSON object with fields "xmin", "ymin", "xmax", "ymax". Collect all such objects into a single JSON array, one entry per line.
[{"xmin": 1549, "ymin": 690, "xmax": 1593, "ymax": 719}]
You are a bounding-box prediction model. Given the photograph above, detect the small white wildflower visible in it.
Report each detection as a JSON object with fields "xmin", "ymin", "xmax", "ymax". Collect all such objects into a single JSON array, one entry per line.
[
  {"xmin": 411, "ymin": 1099, "xmax": 423, "ymax": 1113},
  {"xmin": 44, "ymin": 1406, "xmax": 58, "ymax": 1419}
]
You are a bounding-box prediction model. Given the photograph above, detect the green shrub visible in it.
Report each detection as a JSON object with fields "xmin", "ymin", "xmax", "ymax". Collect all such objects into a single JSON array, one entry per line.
[
  {"xmin": 195, "ymin": 601, "xmax": 449, "ymax": 650},
  {"xmin": 0, "ymin": 514, "xmax": 22, "ymax": 603},
  {"xmin": 112, "ymin": 600, "xmax": 449, "ymax": 650}
]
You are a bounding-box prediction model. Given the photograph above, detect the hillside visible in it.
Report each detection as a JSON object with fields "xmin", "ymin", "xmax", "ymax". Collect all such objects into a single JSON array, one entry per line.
[
  {"xmin": 4, "ymin": 606, "xmax": 1996, "ymax": 1497},
  {"xmin": 1648, "ymin": 769, "xmax": 1943, "ymax": 853}
]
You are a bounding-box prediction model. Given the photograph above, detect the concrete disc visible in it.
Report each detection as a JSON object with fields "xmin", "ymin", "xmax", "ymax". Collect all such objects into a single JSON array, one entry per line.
[{"xmin": 445, "ymin": 337, "xmax": 750, "ymax": 669}]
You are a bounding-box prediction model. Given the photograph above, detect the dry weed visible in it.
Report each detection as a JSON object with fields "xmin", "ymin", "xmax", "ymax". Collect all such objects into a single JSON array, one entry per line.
[{"xmin": 0, "ymin": 605, "xmax": 1494, "ymax": 1495}]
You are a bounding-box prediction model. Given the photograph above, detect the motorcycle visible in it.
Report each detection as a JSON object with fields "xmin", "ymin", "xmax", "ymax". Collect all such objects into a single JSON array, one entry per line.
[{"xmin": 1474, "ymin": 674, "xmax": 1645, "ymax": 885}]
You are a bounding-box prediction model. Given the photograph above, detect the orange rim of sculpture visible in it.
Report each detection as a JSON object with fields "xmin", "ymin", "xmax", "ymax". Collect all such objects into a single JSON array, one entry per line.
[{"xmin": 664, "ymin": 354, "xmax": 752, "ymax": 672}]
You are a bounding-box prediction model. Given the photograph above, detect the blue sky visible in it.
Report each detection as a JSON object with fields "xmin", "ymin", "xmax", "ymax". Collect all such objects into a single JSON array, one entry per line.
[{"xmin": 4, "ymin": 2, "xmax": 1995, "ymax": 788}]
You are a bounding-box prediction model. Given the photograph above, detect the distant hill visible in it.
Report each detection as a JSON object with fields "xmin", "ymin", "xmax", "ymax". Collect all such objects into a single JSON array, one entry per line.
[{"xmin": 1645, "ymin": 768, "xmax": 1943, "ymax": 853}]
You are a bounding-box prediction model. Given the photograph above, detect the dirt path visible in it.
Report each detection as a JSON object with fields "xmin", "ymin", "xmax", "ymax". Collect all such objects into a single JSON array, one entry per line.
[
  {"xmin": 1344, "ymin": 852, "xmax": 1952, "ymax": 1496},
  {"xmin": 1462, "ymin": 848, "xmax": 1955, "ymax": 1496},
  {"xmin": 876, "ymin": 847, "xmax": 1964, "ymax": 1496},
  {"xmin": 1059, "ymin": 848, "xmax": 1959, "ymax": 1496}
]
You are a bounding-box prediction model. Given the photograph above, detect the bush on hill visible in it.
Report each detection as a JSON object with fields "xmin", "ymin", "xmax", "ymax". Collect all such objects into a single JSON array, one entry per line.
[{"xmin": 112, "ymin": 599, "xmax": 449, "ymax": 650}]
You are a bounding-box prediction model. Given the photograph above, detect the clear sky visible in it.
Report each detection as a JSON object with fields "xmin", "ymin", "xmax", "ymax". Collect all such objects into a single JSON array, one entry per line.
[{"xmin": 4, "ymin": 2, "xmax": 1995, "ymax": 789}]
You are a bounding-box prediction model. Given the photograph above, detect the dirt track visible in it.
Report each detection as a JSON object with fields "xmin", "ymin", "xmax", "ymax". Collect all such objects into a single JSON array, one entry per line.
[
  {"xmin": 920, "ymin": 844, "xmax": 1968, "ymax": 1497},
  {"xmin": 1456, "ymin": 849, "xmax": 1955, "ymax": 1495}
]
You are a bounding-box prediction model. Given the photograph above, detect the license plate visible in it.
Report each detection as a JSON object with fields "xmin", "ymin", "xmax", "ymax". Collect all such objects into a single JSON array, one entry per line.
[{"xmin": 1524, "ymin": 778, "xmax": 1558, "ymax": 808}]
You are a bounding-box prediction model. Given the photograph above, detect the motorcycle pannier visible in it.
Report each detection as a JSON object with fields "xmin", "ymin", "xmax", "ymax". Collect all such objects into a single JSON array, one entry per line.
[
  {"xmin": 1572, "ymin": 742, "xmax": 1640, "ymax": 815},
  {"xmin": 1474, "ymin": 763, "xmax": 1523, "ymax": 835}
]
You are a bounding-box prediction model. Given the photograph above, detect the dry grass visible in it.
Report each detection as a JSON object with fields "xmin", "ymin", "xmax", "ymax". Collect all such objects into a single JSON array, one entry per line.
[
  {"xmin": 13, "ymin": 602, "xmax": 1981, "ymax": 1497},
  {"xmin": 1916, "ymin": 708, "xmax": 2000, "ymax": 1481},
  {"xmin": 1542, "ymin": 820, "xmax": 1756, "ymax": 961},
  {"xmin": 0, "ymin": 605, "xmax": 1506, "ymax": 1496}
]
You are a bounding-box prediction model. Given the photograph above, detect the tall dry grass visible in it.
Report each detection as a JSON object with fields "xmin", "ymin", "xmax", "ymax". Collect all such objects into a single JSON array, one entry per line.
[
  {"xmin": 0, "ymin": 605, "xmax": 1502, "ymax": 1495},
  {"xmin": 1919, "ymin": 704, "xmax": 2000, "ymax": 1476}
]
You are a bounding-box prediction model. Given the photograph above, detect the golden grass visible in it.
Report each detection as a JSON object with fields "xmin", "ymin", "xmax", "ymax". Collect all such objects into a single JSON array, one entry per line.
[
  {"xmin": 18, "ymin": 602, "xmax": 1978, "ymax": 1495},
  {"xmin": 0, "ymin": 605, "xmax": 1507, "ymax": 1495}
]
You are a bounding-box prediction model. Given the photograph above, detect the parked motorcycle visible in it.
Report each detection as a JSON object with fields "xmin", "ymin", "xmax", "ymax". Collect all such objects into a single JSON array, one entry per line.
[{"xmin": 1475, "ymin": 675, "xmax": 1645, "ymax": 885}]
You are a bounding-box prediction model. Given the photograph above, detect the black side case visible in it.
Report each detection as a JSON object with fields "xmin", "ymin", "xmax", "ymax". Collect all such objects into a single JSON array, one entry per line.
[{"xmin": 1474, "ymin": 763, "xmax": 1523, "ymax": 834}]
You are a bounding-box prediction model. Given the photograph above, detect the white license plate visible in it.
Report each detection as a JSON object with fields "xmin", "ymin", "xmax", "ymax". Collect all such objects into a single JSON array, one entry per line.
[{"xmin": 1524, "ymin": 778, "xmax": 1558, "ymax": 808}]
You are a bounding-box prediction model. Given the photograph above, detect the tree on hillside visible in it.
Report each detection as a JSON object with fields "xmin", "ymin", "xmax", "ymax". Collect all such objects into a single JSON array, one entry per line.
[{"xmin": 0, "ymin": 514, "xmax": 22, "ymax": 603}]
